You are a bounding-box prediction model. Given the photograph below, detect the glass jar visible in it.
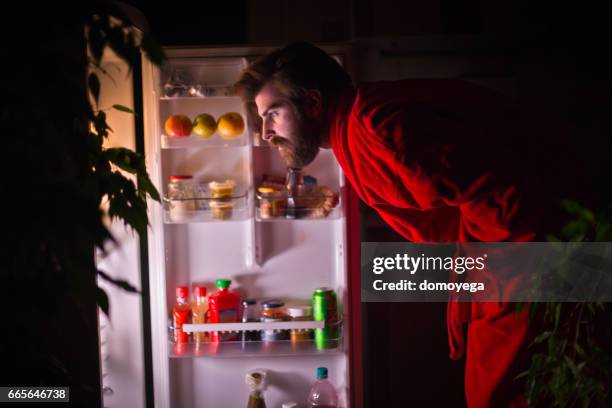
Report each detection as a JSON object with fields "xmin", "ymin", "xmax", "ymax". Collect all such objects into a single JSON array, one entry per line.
[
  {"xmin": 168, "ymin": 175, "xmax": 197, "ymax": 221},
  {"xmin": 287, "ymin": 305, "xmax": 313, "ymax": 343},
  {"xmin": 257, "ymin": 186, "xmax": 286, "ymax": 219},
  {"xmin": 260, "ymin": 299, "xmax": 288, "ymax": 341},
  {"xmin": 241, "ymin": 299, "xmax": 261, "ymax": 342}
]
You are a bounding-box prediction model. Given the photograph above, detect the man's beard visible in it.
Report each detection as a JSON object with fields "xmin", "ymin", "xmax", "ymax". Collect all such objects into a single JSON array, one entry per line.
[{"xmin": 270, "ymin": 122, "xmax": 320, "ymax": 169}]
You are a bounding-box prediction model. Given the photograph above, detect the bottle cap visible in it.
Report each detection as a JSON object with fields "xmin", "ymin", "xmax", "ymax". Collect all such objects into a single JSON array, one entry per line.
[
  {"xmin": 215, "ymin": 279, "xmax": 231, "ymax": 289},
  {"xmin": 176, "ymin": 286, "xmax": 189, "ymax": 299},
  {"xmin": 261, "ymin": 299, "xmax": 284, "ymax": 309},
  {"xmin": 286, "ymin": 305, "xmax": 312, "ymax": 318},
  {"xmin": 169, "ymin": 175, "xmax": 193, "ymax": 181},
  {"xmin": 193, "ymin": 286, "xmax": 206, "ymax": 297},
  {"xmin": 242, "ymin": 299, "xmax": 257, "ymax": 306},
  {"xmin": 316, "ymin": 367, "xmax": 328, "ymax": 380}
]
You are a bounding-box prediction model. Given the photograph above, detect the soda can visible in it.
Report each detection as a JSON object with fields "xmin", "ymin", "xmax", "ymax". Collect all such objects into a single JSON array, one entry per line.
[{"xmin": 312, "ymin": 287, "xmax": 339, "ymax": 350}]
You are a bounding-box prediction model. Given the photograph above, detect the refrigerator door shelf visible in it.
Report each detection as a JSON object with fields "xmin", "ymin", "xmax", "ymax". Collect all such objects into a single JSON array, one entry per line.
[
  {"xmin": 182, "ymin": 320, "xmax": 324, "ymax": 333},
  {"xmin": 162, "ymin": 194, "xmax": 249, "ymax": 223},
  {"xmin": 169, "ymin": 322, "xmax": 344, "ymax": 358},
  {"xmin": 161, "ymin": 133, "xmax": 247, "ymax": 149},
  {"xmin": 255, "ymin": 189, "xmax": 342, "ymax": 221}
]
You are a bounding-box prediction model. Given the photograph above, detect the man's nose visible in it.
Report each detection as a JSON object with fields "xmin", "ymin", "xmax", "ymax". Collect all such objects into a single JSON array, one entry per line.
[{"xmin": 261, "ymin": 120, "xmax": 275, "ymax": 141}]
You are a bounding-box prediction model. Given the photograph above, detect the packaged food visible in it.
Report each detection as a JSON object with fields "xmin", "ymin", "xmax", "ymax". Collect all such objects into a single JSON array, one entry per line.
[
  {"xmin": 168, "ymin": 175, "xmax": 198, "ymax": 221},
  {"xmin": 209, "ymin": 180, "xmax": 235, "ymax": 198},
  {"xmin": 257, "ymin": 186, "xmax": 287, "ymax": 219},
  {"xmin": 209, "ymin": 200, "xmax": 234, "ymax": 220},
  {"xmin": 208, "ymin": 279, "xmax": 240, "ymax": 341},
  {"xmin": 260, "ymin": 299, "xmax": 288, "ymax": 341},
  {"xmin": 287, "ymin": 305, "xmax": 313, "ymax": 344}
]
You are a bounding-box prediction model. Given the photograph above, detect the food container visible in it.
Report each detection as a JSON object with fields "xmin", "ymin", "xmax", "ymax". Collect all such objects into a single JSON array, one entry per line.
[
  {"xmin": 209, "ymin": 180, "xmax": 235, "ymax": 198},
  {"xmin": 167, "ymin": 175, "xmax": 197, "ymax": 221},
  {"xmin": 209, "ymin": 200, "xmax": 233, "ymax": 220},
  {"xmin": 287, "ymin": 305, "xmax": 313, "ymax": 345},
  {"xmin": 257, "ymin": 186, "xmax": 287, "ymax": 219},
  {"xmin": 260, "ymin": 299, "xmax": 288, "ymax": 341}
]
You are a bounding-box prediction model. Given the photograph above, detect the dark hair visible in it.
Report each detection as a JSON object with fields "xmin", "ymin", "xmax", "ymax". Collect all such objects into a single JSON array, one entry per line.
[{"xmin": 234, "ymin": 42, "xmax": 353, "ymax": 105}]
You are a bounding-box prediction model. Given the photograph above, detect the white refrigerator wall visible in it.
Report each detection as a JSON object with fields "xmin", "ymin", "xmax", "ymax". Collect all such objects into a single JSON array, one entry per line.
[{"xmin": 143, "ymin": 48, "xmax": 351, "ymax": 407}]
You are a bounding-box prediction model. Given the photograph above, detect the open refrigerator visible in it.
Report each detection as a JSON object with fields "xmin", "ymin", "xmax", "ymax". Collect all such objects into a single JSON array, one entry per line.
[{"xmin": 140, "ymin": 46, "xmax": 362, "ymax": 408}]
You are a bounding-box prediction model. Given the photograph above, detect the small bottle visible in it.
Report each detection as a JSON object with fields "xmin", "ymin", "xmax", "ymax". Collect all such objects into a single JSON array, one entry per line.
[
  {"xmin": 172, "ymin": 286, "xmax": 191, "ymax": 343},
  {"xmin": 285, "ymin": 168, "xmax": 305, "ymax": 219},
  {"xmin": 192, "ymin": 286, "xmax": 208, "ymax": 343},
  {"xmin": 208, "ymin": 279, "xmax": 240, "ymax": 342},
  {"xmin": 307, "ymin": 367, "xmax": 338, "ymax": 408},
  {"xmin": 245, "ymin": 369, "xmax": 267, "ymax": 408},
  {"xmin": 241, "ymin": 299, "xmax": 261, "ymax": 342}
]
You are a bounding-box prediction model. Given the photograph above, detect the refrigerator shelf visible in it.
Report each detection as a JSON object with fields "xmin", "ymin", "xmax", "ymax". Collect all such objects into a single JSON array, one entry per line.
[
  {"xmin": 162, "ymin": 194, "xmax": 249, "ymax": 223},
  {"xmin": 169, "ymin": 338, "xmax": 344, "ymax": 358},
  {"xmin": 161, "ymin": 133, "xmax": 247, "ymax": 149}
]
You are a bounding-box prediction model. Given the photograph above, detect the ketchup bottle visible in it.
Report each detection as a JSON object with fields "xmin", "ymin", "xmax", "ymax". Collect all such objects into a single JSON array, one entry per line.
[
  {"xmin": 173, "ymin": 286, "xmax": 191, "ymax": 344},
  {"xmin": 208, "ymin": 279, "xmax": 240, "ymax": 342}
]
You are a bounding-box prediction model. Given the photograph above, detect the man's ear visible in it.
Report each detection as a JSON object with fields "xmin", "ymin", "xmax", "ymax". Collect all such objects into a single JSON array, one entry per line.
[{"xmin": 302, "ymin": 89, "xmax": 323, "ymax": 118}]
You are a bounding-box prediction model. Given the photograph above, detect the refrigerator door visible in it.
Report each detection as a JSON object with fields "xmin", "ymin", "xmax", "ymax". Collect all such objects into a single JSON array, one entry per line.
[
  {"xmin": 142, "ymin": 45, "xmax": 356, "ymax": 407},
  {"xmin": 96, "ymin": 47, "xmax": 146, "ymax": 408}
]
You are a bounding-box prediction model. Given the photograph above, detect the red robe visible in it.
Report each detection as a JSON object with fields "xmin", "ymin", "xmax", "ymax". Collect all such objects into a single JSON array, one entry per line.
[{"xmin": 329, "ymin": 79, "xmax": 582, "ymax": 407}]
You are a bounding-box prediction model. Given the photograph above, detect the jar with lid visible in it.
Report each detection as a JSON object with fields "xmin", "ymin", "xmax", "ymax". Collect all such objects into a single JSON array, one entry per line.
[
  {"xmin": 260, "ymin": 299, "xmax": 288, "ymax": 341},
  {"xmin": 167, "ymin": 175, "xmax": 198, "ymax": 221},
  {"xmin": 287, "ymin": 305, "xmax": 313, "ymax": 345},
  {"xmin": 241, "ymin": 299, "xmax": 261, "ymax": 342},
  {"xmin": 257, "ymin": 186, "xmax": 287, "ymax": 219}
]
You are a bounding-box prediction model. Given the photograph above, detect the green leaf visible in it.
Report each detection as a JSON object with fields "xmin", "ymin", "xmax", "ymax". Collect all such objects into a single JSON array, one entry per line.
[
  {"xmin": 533, "ymin": 331, "xmax": 553, "ymax": 344},
  {"xmin": 561, "ymin": 200, "xmax": 584, "ymax": 216},
  {"xmin": 112, "ymin": 104, "xmax": 134, "ymax": 114},
  {"xmin": 106, "ymin": 147, "xmax": 140, "ymax": 173},
  {"xmin": 97, "ymin": 286, "xmax": 110, "ymax": 317},
  {"xmin": 88, "ymin": 73, "xmax": 100, "ymax": 105},
  {"xmin": 554, "ymin": 303, "xmax": 562, "ymax": 330},
  {"xmin": 87, "ymin": 19, "xmax": 105, "ymax": 64},
  {"xmin": 137, "ymin": 172, "xmax": 161, "ymax": 202}
]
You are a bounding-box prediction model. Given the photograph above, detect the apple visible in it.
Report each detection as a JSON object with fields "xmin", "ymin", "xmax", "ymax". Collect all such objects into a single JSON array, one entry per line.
[
  {"xmin": 192, "ymin": 113, "xmax": 217, "ymax": 138},
  {"xmin": 164, "ymin": 114, "xmax": 192, "ymax": 137}
]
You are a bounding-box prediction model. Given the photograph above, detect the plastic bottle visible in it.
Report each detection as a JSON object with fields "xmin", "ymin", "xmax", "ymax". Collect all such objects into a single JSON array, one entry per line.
[
  {"xmin": 307, "ymin": 367, "xmax": 338, "ymax": 408},
  {"xmin": 208, "ymin": 279, "xmax": 240, "ymax": 341},
  {"xmin": 192, "ymin": 286, "xmax": 208, "ymax": 343},
  {"xmin": 173, "ymin": 286, "xmax": 191, "ymax": 343}
]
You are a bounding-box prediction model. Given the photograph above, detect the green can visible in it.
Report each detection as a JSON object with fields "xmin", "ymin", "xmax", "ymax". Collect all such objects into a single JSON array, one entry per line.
[{"xmin": 312, "ymin": 287, "xmax": 339, "ymax": 350}]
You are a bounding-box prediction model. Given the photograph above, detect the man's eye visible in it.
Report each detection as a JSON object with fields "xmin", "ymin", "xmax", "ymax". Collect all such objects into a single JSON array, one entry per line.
[{"xmin": 267, "ymin": 111, "xmax": 277, "ymax": 119}]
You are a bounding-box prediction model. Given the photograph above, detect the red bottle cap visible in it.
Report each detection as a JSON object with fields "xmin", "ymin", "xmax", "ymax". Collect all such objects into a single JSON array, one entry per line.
[
  {"xmin": 176, "ymin": 286, "xmax": 189, "ymax": 299},
  {"xmin": 193, "ymin": 286, "xmax": 207, "ymax": 297},
  {"xmin": 170, "ymin": 175, "xmax": 193, "ymax": 181}
]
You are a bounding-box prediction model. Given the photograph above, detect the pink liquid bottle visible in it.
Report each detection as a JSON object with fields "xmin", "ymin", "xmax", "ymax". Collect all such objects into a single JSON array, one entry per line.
[{"xmin": 307, "ymin": 367, "xmax": 338, "ymax": 408}]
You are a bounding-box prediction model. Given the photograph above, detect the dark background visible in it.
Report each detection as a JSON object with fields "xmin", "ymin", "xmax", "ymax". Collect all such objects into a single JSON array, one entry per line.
[{"xmin": 121, "ymin": 1, "xmax": 612, "ymax": 406}]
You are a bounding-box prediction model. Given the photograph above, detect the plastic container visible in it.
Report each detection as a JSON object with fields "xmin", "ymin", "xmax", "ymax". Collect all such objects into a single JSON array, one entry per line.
[
  {"xmin": 257, "ymin": 186, "xmax": 286, "ymax": 219},
  {"xmin": 209, "ymin": 180, "xmax": 235, "ymax": 198},
  {"xmin": 209, "ymin": 200, "xmax": 234, "ymax": 220},
  {"xmin": 241, "ymin": 299, "xmax": 261, "ymax": 342},
  {"xmin": 167, "ymin": 175, "xmax": 198, "ymax": 221},
  {"xmin": 307, "ymin": 367, "xmax": 338, "ymax": 407},
  {"xmin": 208, "ymin": 279, "xmax": 240, "ymax": 341}
]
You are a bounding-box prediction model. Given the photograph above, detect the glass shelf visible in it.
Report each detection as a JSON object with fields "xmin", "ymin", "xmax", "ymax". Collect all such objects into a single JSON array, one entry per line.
[
  {"xmin": 161, "ymin": 133, "xmax": 247, "ymax": 149},
  {"xmin": 163, "ymin": 194, "xmax": 249, "ymax": 223},
  {"xmin": 255, "ymin": 188, "xmax": 341, "ymax": 221},
  {"xmin": 169, "ymin": 321, "xmax": 343, "ymax": 358}
]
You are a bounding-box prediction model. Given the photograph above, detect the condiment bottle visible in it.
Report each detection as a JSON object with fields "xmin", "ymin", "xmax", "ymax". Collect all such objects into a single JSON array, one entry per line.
[
  {"xmin": 208, "ymin": 279, "xmax": 240, "ymax": 341},
  {"xmin": 260, "ymin": 299, "xmax": 288, "ymax": 341},
  {"xmin": 191, "ymin": 286, "xmax": 208, "ymax": 343},
  {"xmin": 172, "ymin": 286, "xmax": 191, "ymax": 343}
]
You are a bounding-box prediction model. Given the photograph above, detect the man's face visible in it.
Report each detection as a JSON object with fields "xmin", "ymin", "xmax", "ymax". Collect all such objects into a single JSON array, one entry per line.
[{"xmin": 254, "ymin": 82, "xmax": 320, "ymax": 169}]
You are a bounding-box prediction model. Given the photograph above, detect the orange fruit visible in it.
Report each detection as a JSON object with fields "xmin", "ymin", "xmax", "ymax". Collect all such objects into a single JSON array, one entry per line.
[
  {"xmin": 216, "ymin": 112, "xmax": 245, "ymax": 139},
  {"xmin": 164, "ymin": 114, "xmax": 192, "ymax": 137}
]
